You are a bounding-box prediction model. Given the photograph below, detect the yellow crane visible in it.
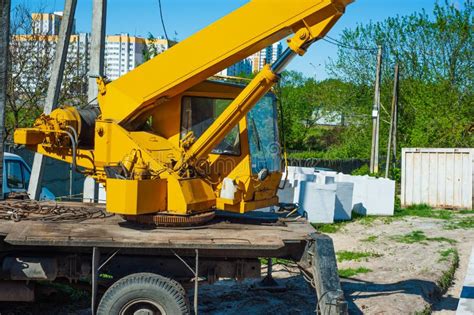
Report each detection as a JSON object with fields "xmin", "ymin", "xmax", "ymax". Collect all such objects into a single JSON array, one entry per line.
[{"xmin": 14, "ymin": 0, "xmax": 353, "ymax": 225}]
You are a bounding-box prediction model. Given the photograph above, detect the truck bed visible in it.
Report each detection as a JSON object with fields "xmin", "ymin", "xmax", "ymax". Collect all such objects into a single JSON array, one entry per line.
[{"xmin": 0, "ymin": 201, "xmax": 315, "ymax": 258}]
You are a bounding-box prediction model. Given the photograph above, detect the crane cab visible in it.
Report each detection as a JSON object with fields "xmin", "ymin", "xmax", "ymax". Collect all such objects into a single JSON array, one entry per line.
[{"xmin": 151, "ymin": 79, "xmax": 282, "ymax": 213}]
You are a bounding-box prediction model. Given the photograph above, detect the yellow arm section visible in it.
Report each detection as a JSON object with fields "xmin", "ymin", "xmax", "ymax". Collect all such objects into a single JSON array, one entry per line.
[
  {"xmin": 98, "ymin": 0, "xmax": 353, "ymax": 128},
  {"xmin": 175, "ymin": 11, "xmax": 347, "ymax": 173},
  {"xmin": 175, "ymin": 65, "xmax": 278, "ymax": 173}
]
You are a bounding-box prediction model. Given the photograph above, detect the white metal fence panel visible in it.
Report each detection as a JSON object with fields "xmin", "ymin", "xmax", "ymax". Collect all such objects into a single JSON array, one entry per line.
[{"xmin": 401, "ymin": 148, "xmax": 474, "ymax": 209}]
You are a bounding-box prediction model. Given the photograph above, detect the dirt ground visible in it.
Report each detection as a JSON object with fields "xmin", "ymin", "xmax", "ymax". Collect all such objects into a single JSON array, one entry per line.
[
  {"xmin": 195, "ymin": 213, "xmax": 473, "ymax": 314},
  {"xmin": 0, "ymin": 212, "xmax": 472, "ymax": 314}
]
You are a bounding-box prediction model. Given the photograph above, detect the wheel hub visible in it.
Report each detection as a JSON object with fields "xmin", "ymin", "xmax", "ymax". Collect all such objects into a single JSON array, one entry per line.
[{"xmin": 120, "ymin": 298, "xmax": 166, "ymax": 315}]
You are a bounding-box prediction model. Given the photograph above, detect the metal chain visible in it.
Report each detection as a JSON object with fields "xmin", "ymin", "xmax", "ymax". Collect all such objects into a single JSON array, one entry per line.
[{"xmin": 0, "ymin": 199, "xmax": 110, "ymax": 223}]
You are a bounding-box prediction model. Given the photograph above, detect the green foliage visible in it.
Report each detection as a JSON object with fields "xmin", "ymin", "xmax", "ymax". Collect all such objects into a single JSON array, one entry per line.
[
  {"xmin": 392, "ymin": 230, "xmax": 456, "ymax": 244},
  {"xmin": 437, "ymin": 249, "xmax": 459, "ymax": 292},
  {"xmin": 351, "ymin": 164, "xmax": 370, "ymax": 175},
  {"xmin": 142, "ymin": 32, "xmax": 160, "ymax": 62},
  {"xmin": 311, "ymin": 221, "xmax": 348, "ymax": 233},
  {"xmin": 325, "ymin": 0, "xmax": 473, "ymax": 156},
  {"xmin": 278, "ymin": 1, "xmax": 473, "ymax": 175},
  {"xmin": 336, "ymin": 250, "xmax": 382, "ymax": 262},
  {"xmin": 361, "ymin": 235, "xmax": 378, "ymax": 242},
  {"xmin": 444, "ymin": 216, "xmax": 474, "ymax": 230},
  {"xmin": 438, "ymin": 248, "xmax": 457, "ymax": 262},
  {"xmin": 338, "ymin": 267, "xmax": 372, "ymax": 278},
  {"xmin": 287, "ymin": 151, "xmax": 323, "ymax": 159},
  {"xmin": 259, "ymin": 258, "xmax": 294, "ymax": 266},
  {"xmin": 394, "ymin": 204, "xmax": 454, "ymax": 220},
  {"xmin": 392, "ymin": 230, "xmax": 428, "ymax": 243}
]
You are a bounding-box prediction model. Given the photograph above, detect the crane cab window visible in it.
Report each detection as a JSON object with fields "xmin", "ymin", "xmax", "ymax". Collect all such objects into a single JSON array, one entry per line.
[
  {"xmin": 181, "ymin": 96, "xmax": 241, "ymax": 156},
  {"xmin": 247, "ymin": 95, "xmax": 281, "ymax": 173}
]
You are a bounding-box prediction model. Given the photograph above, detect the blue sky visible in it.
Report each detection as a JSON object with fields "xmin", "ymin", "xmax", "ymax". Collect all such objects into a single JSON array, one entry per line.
[{"xmin": 12, "ymin": 0, "xmax": 464, "ymax": 79}]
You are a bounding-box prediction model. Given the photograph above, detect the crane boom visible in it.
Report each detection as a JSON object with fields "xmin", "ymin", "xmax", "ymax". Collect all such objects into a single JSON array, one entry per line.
[
  {"xmin": 14, "ymin": 0, "xmax": 353, "ymax": 219},
  {"xmin": 99, "ymin": 0, "xmax": 352, "ymax": 128}
]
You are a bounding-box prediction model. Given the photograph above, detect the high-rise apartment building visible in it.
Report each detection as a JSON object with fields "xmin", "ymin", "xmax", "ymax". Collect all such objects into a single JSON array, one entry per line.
[
  {"xmin": 12, "ymin": 12, "xmax": 174, "ymax": 90},
  {"xmin": 104, "ymin": 34, "xmax": 170, "ymax": 80},
  {"xmin": 218, "ymin": 41, "xmax": 283, "ymax": 78},
  {"xmin": 217, "ymin": 58, "xmax": 252, "ymax": 77},
  {"xmin": 249, "ymin": 42, "xmax": 283, "ymax": 73},
  {"xmin": 31, "ymin": 12, "xmax": 76, "ymax": 35}
]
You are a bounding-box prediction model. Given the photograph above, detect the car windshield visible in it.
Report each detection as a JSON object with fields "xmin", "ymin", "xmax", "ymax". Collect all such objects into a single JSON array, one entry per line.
[{"xmin": 6, "ymin": 160, "xmax": 26, "ymax": 189}]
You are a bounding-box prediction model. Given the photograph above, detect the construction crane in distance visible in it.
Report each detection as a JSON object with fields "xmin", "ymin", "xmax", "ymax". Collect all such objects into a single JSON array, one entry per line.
[{"xmin": 14, "ymin": 0, "xmax": 354, "ymax": 225}]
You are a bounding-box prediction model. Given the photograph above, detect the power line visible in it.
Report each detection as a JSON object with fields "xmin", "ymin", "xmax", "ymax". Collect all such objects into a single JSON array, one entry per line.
[
  {"xmin": 323, "ymin": 35, "xmax": 378, "ymax": 52},
  {"xmin": 157, "ymin": 0, "xmax": 169, "ymax": 41}
]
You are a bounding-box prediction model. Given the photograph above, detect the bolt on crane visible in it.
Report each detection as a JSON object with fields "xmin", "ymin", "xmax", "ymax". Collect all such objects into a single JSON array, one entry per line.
[{"xmin": 14, "ymin": 0, "xmax": 353, "ymax": 225}]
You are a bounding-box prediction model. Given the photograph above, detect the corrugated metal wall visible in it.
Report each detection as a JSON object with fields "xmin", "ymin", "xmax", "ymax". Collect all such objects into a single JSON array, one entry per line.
[{"xmin": 401, "ymin": 148, "xmax": 473, "ymax": 209}]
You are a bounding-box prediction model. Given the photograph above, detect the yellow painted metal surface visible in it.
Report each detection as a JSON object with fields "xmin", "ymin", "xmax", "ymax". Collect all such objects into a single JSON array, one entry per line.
[
  {"xmin": 106, "ymin": 179, "xmax": 167, "ymax": 215},
  {"xmin": 168, "ymin": 177, "xmax": 216, "ymax": 214},
  {"xmin": 98, "ymin": 0, "xmax": 352, "ymax": 126},
  {"xmin": 13, "ymin": 0, "xmax": 353, "ymax": 217}
]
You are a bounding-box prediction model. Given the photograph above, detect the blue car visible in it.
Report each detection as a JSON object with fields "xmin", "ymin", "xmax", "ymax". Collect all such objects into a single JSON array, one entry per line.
[{"xmin": 3, "ymin": 152, "xmax": 55, "ymax": 200}]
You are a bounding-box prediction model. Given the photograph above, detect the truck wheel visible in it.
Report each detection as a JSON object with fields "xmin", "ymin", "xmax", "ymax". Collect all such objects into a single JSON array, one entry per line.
[{"xmin": 97, "ymin": 273, "xmax": 190, "ymax": 315}]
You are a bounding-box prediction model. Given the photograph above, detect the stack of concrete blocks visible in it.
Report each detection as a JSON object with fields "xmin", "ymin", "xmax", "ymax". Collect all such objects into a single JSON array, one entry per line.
[
  {"xmin": 277, "ymin": 167, "xmax": 395, "ymax": 223},
  {"xmin": 278, "ymin": 167, "xmax": 353, "ymax": 223},
  {"xmin": 335, "ymin": 174, "xmax": 395, "ymax": 216}
]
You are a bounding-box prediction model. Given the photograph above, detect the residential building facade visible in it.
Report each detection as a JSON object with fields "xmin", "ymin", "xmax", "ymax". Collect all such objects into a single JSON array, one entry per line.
[
  {"xmin": 104, "ymin": 34, "xmax": 170, "ymax": 80},
  {"xmin": 218, "ymin": 41, "xmax": 283, "ymax": 77},
  {"xmin": 31, "ymin": 11, "xmax": 76, "ymax": 35}
]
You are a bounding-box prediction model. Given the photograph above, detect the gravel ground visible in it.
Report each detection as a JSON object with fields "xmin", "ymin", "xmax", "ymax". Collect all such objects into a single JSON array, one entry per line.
[
  {"xmin": 193, "ymin": 213, "xmax": 472, "ymax": 314},
  {"xmin": 0, "ymin": 212, "xmax": 471, "ymax": 314}
]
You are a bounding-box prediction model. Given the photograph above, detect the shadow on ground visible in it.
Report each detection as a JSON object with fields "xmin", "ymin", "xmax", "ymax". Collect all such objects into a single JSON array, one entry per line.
[{"xmin": 342, "ymin": 277, "xmax": 455, "ymax": 314}]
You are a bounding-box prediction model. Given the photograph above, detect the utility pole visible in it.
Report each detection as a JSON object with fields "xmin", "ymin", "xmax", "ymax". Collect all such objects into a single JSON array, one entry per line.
[
  {"xmin": 370, "ymin": 45, "xmax": 382, "ymax": 174},
  {"xmin": 385, "ymin": 64, "xmax": 399, "ymax": 178},
  {"xmin": 28, "ymin": 0, "xmax": 78, "ymax": 200},
  {"xmin": 88, "ymin": 0, "xmax": 107, "ymax": 103},
  {"xmin": 0, "ymin": 0, "xmax": 10, "ymax": 200},
  {"xmin": 83, "ymin": 0, "xmax": 107, "ymax": 204}
]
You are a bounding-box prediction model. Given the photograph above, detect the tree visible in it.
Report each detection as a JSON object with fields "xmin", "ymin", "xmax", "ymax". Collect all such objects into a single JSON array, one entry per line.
[
  {"xmin": 325, "ymin": 0, "xmax": 473, "ymax": 158},
  {"xmin": 6, "ymin": 3, "xmax": 88, "ymax": 141},
  {"xmin": 142, "ymin": 32, "xmax": 160, "ymax": 62}
]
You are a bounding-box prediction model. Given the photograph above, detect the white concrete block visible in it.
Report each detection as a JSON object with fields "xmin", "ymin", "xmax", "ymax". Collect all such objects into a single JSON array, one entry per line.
[
  {"xmin": 83, "ymin": 176, "xmax": 106, "ymax": 204},
  {"xmin": 298, "ymin": 182, "xmax": 337, "ymax": 223},
  {"xmin": 334, "ymin": 182, "xmax": 354, "ymax": 221},
  {"xmin": 335, "ymin": 174, "xmax": 395, "ymax": 216},
  {"xmin": 315, "ymin": 172, "xmax": 336, "ymax": 185},
  {"xmin": 277, "ymin": 181, "xmax": 295, "ymax": 204}
]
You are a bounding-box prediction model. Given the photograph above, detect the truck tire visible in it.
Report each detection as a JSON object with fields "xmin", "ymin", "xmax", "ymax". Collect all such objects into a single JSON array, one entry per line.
[{"xmin": 97, "ymin": 272, "xmax": 190, "ymax": 315}]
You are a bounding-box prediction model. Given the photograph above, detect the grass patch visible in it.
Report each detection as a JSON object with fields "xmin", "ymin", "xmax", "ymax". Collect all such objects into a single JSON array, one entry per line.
[
  {"xmin": 395, "ymin": 204, "xmax": 454, "ymax": 220},
  {"xmin": 428, "ymin": 236, "xmax": 457, "ymax": 244},
  {"xmin": 352, "ymin": 212, "xmax": 378, "ymax": 225},
  {"xmin": 312, "ymin": 214, "xmax": 392, "ymax": 234},
  {"xmin": 392, "ymin": 230, "xmax": 456, "ymax": 244},
  {"xmin": 414, "ymin": 305, "xmax": 432, "ymax": 315},
  {"xmin": 338, "ymin": 267, "xmax": 372, "ymax": 278},
  {"xmin": 311, "ymin": 221, "xmax": 348, "ymax": 233},
  {"xmin": 444, "ymin": 217, "xmax": 474, "ymax": 230},
  {"xmin": 438, "ymin": 248, "xmax": 457, "ymax": 262},
  {"xmin": 37, "ymin": 282, "xmax": 89, "ymax": 301},
  {"xmin": 259, "ymin": 258, "xmax": 294, "ymax": 266},
  {"xmin": 336, "ymin": 250, "xmax": 382, "ymax": 262},
  {"xmin": 437, "ymin": 249, "xmax": 459, "ymax": 292},
  {"xmin": 459, "ymin": 210, "xmax": 474, "ymax": 214},
  {"xmin": 361, "ymin": 235, "xmax": 378, "ymax": 242}
]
